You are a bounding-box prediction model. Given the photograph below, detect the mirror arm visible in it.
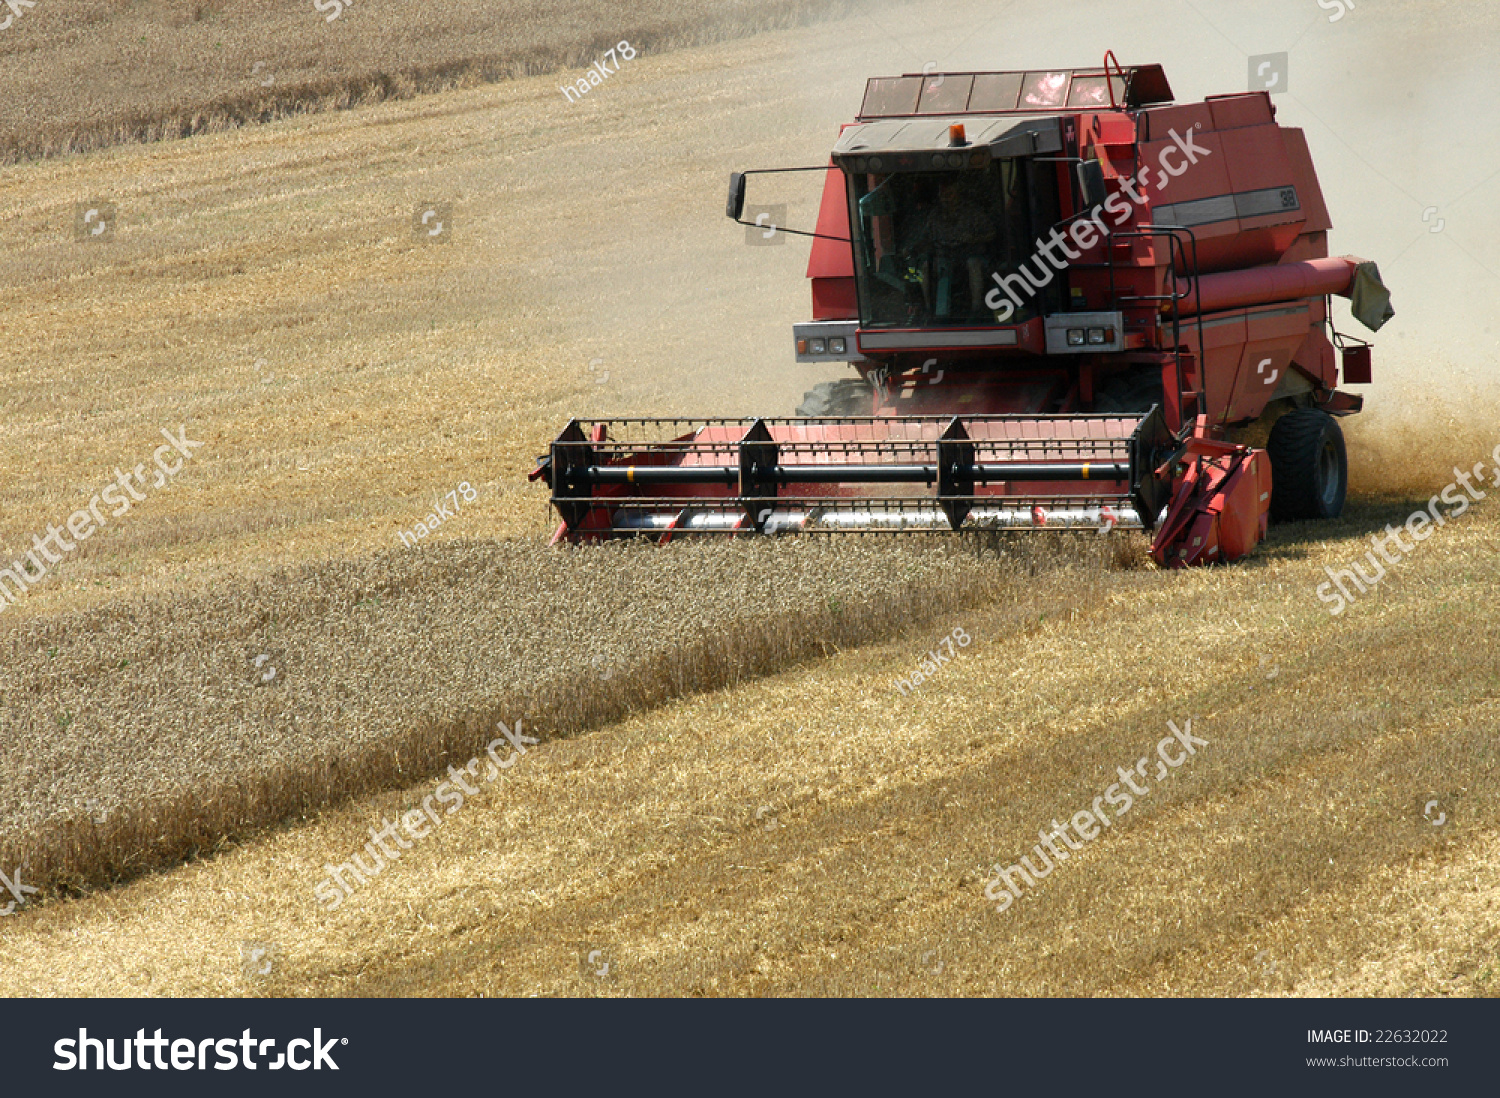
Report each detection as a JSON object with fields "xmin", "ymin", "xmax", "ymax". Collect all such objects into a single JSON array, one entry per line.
[
  {"xmin": 728, "ymin": 220, "xmax": 851, "ymax": 243},
  {"xmin": 725, "ymin": 165, "xmax": 850, "ymax": 242}
]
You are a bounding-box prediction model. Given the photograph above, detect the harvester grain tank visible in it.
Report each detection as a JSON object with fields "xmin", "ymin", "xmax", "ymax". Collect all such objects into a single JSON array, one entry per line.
[{"xmin": 532, "ymin": 57, "xmax": 1392, "ymax": 566}]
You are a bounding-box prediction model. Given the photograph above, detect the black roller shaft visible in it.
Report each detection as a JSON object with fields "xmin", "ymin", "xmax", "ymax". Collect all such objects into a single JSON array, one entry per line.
[{"xmin": 581, "ymin": 462, "xmax": 1129, "ymax": 486}]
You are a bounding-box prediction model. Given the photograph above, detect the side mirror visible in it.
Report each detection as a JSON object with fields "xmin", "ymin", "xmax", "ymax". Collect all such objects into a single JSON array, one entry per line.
[
  {"xmin": 726, "ymin": 172, "xmax": 747, "ymax": 220},
  {"xmin": 1075, "ymin": 160, "xmax": 1107, "ymax": 210}
]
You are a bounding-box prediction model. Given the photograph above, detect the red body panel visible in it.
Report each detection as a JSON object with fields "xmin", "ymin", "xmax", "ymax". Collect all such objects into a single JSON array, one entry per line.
[
  {"xmin": 807, "ymin": 161, "xmax": 856, "ymax": 320},
  {"xmin": 1151, "ymin": 426, "xmax": 1272, "ymax": 566}
]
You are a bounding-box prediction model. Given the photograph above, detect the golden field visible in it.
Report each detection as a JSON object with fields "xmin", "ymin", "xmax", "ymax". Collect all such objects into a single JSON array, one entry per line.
[
  {"xmin": 0, "ymin": 0, "xmax": 1497, "ymax": 997},
  {"xmin": 1, "ymin": 502, "xmax": 1496, "ymax": 998},
  {"xmin": 0, "ymin": 0, "xmax": 850, "ymax": 163}
]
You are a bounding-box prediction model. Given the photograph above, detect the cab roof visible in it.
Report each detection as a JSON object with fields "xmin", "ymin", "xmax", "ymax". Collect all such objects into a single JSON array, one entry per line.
[{"xmin": 831, "ymin": 115, "xmax": 1061, "ymax": 169}]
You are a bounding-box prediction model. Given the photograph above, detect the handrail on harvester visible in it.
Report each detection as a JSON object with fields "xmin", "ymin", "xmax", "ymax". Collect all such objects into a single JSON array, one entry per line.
[
  {"xmin": 1102, "ymin": 49, "xmax": 1126, "ymax": 109},
  {"xmin": 1103, "ymin": 225, "xmax": 1208, "ymax": 425}
]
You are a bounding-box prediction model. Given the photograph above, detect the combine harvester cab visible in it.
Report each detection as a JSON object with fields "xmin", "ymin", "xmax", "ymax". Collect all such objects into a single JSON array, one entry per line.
[{"xmin": 533, "ymin": 56, "xmax": 1392, "ymax": 565}]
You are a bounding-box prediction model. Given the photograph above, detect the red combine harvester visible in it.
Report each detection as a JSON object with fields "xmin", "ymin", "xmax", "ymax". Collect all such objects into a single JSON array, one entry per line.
[{"xmin": 532, "ymin": 57, "xmax": 1393, "ymax": 565}]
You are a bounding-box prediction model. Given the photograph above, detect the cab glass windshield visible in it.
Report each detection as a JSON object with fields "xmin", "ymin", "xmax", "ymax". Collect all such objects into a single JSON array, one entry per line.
[{"xmin": 846, "ymin": 160, "xmax": 1056, "ymax": 329}]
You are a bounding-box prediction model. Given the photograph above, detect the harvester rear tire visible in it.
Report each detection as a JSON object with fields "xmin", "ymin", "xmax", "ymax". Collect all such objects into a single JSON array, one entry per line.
[
  {"xmin": 1267, "ymin": 408, "xmax": 1347, "ymax": 522},
  {"xmin": 796, "ymin": 378, "xmax": 874, "ymax": 417}
]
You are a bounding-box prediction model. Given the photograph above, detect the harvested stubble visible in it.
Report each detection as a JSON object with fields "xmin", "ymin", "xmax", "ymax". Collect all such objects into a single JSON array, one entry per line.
[
  {"xmin": 0, "ymin": 0, "xmax": 858, "ymax": 165},
  {"xmin": 0, "ymin": 531, "xmax": 1143, "ymax": 900}
]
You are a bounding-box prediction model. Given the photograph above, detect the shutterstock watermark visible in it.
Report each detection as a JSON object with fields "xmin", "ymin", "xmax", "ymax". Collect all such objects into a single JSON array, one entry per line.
[
  {"xmin": 984, "ymin": 125, "xmax": 1211, "ymax": 322},
  {"xmin": 743, "ymin": 204, "xmax": 785, "ymax": 246},
  {"xmin": 559, "ymin": 41, "xmax": 637, "ymax": 104},
  {"xmin": 579, "ymin": 946, "xmax": 617, "ymax": 982},
  {"xmin": 413, "ymin": 203, "xmax": 450, "ymax": 243},
  {"xmin": 55, "ymin": 1029, "xmax": 344, "ymax": 1071},
  {"xmin": 397, "ymin": 481, "xmax": 477, "ymax": 548},
  {"xmin": 894, "ymin": 626, "xmax": 972, "ymax": 694},
  {"xmin": 983, "ymin": 719, "xmax": 1208, "ymax": 913},
  {"xmin": 0, "ymin": 866, "xmax": 38, "ymax": 915},
  {"xmin": 0, "ymin": 0, "xmax": 35, "ymax": 32},
  {"xmin": 0, "ymin": 427, "xmax": 204, "ymax": 615},
  {"xmin": 1317, "ymin": 450, "xmax": 1497, "ymax": 615},
  {"xmin": 313, "ymin": 0, "xmax": 351, "ymax": 23},
  {"xmin": 1249, "ymin": 53, "xmax": 1288, "ymax": 94},
  {"xmin": 74, "ymin": 199, "xmax": 116, "ymax": 242},
  {"xmin": 240, "ymin": 940, "xmax": 280, "ymax": 983},
  {"xmin": 312, "ymin": 720, "xmax": 537, "ymax": 910}
]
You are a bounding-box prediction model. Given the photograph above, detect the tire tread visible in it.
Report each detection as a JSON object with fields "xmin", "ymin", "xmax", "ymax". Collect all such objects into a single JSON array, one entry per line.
[{"xmin": 1267, "ymin": 408, "xmax": 1345, "ymax": 521}]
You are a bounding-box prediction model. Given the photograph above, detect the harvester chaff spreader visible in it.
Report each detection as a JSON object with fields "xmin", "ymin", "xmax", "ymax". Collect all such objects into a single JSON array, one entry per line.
[{"xmin": 532, "ymin": 57, "xmax": 1392, "ymax": 566}]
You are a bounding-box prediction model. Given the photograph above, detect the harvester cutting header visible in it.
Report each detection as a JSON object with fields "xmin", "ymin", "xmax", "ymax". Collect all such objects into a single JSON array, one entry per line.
[{"xmin": 533, "ymin": 55, "xmax": 1393, "ymax": 565}]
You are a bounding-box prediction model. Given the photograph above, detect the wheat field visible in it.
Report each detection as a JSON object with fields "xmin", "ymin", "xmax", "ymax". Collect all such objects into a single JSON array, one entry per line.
[
  {"xmin": 0, "ymin": 0, "xmax": 851, "ymax": 163},
  {"xmin": 0, "ymin": 0, "xmax": 1497, "ymax": 998}
]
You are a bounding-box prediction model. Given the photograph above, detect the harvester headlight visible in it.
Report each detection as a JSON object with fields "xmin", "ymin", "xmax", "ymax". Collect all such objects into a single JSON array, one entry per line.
[
  {"xmin": 933, "ymin": 154, "xmax": 947, "ymax": 168},
  {"xmin": 829, "ymin": 337, "xmax": 847, "ymax": 355},
  {"xmin": 947, "ymin": 153, "xmax": 964, "ymax": 168},
  {"xmin": 851, "ymin": 158, "xmax": 867, "ymax": 172},
  {"xmin": 810, "ymin": 338, "xmax": 828, "ymax": 355},
  {"xmin": 868, "ymin": 157, "xmax": 883, "ymax": 172},
  {"xmin": 1067, "ymin": 329, "xmax": 1086, "ymax": 346},
  {"xmin": 1087, "ymin": 328, "xmax": 1107, "ymax": 344}
]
